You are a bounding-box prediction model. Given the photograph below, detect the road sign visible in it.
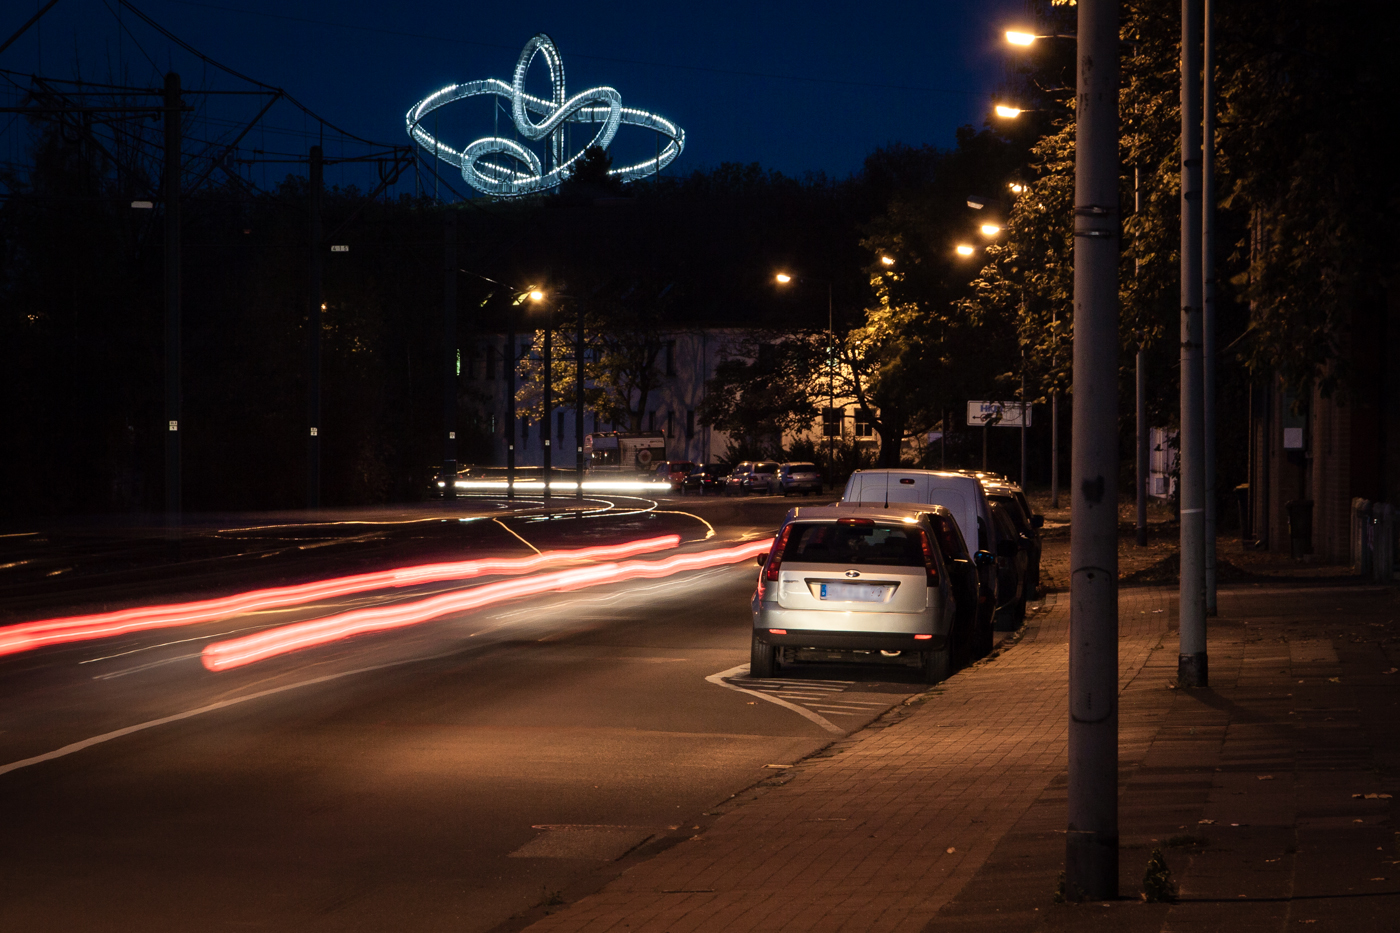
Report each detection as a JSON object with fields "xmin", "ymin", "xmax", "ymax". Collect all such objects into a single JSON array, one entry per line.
[{"xmin": 967, "ymin": 400, "xmax": 1031, "ymax": 428}]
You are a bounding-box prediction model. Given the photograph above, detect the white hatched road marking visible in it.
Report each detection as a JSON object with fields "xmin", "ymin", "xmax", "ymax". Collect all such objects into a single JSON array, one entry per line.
[
  {"xmin": 706, "ymin": 668, "xmax": 909, "ymax": 733},
  {"xmin": 705, "ymin": 666, "xmax": 843, "ymax": 734}
]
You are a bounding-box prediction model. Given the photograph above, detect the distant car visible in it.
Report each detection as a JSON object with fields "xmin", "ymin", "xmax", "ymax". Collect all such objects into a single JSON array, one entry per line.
[
  {"xmin": 777, "ymin": 462, "xmax": 823, "ymax": 496},
  {"xmin": 652, "ymin": 460, "xmax": 695, "ymax": 492},
  {"xmin": 725, "ymin": 460, "xmax": 780, "ymax": 495},
  {"xmin": 681, "ymin": 462, "xmax": 731, "ymax": 495},
  {"xmin": 750, "ymin": 505, "xmax": 960, "ymax": 683}
]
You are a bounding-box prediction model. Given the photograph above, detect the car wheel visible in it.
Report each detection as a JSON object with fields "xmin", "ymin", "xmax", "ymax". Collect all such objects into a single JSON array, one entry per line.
[
  {"xmin": 750, "ymin": 634, "xmax": 778, "ymax": 678},
  {"xmin": 919, "ymin": 647, "xmax": 951, "ymax": 684}
]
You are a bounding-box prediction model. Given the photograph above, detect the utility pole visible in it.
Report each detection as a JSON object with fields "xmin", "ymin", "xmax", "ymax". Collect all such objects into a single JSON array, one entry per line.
[
  {"xmin": 442, "ymin": 210, "xmax": 457, "ymax": 501},
  {"xmin": 542, "ymin": 313, "xmax": 553, "ymax": 507},
  {"xmin": 1020, "ymin": 346, "xmax": 1028, "ymax": 488},
  {"xmin": 163, "ymin": 72, "xmax": 182, "ymax": 528},
  {"xmin": 506, "ymin": 308, "xmax": 516, "ymax": 499},
  {"xmin": 1179, "ymin": 0, "xmax": 1209, "ymax": 686},
  {"xmin": 1136, "ymin": 165, "xmax": 1149, "ymax": 547},
  {"xmin": 307, "ymin": 144, "xmax": 323, "ymax": 511},
  {"xmin": 1066, "ymin": 0, "xmax": 1121, "ymax": 902},
  {"xmin": 1203, "ymin": 0, "xmax": 1219, "ymax": 615},
  {"xmin": 1137, "ymin": 347, "xmax": 1149, "ymax": 545},
  {"xmin": 575, "ymin": 300, "xmax": 585, "ymax": 501}
]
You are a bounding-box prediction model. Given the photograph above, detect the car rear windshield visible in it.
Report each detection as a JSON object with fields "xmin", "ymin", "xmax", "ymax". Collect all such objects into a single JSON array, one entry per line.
[
  {"xmin": 781, "ymin": 521, "xmax": 925, "ymax": 567},
  {"xmin": 785, "ymin": 463, "xmax": 816, "ymax": 471}
]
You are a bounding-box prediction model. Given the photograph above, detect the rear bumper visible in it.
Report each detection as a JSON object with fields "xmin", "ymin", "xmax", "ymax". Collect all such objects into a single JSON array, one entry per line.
[{"xmin": 753, "ymin": 628, "xmax": 949, "ymax": 652}]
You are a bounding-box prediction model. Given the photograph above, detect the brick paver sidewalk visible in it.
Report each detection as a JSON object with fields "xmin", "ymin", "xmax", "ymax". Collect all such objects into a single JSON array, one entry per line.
[{"xmin": 523, "ymin": 580, "xmax": 1399, "ymax": 933}]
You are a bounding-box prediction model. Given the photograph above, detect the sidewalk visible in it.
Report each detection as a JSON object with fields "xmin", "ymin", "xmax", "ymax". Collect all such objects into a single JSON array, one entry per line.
[{"xmin": 518, "ymin": 579, "xmax": 1400, "ymax": 932}]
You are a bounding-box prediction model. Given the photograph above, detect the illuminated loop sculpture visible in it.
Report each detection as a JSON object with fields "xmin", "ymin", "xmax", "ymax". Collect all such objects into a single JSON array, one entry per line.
[{"xmin": 406, "ymin": 33, "xmax": 685, "ymax": 197}]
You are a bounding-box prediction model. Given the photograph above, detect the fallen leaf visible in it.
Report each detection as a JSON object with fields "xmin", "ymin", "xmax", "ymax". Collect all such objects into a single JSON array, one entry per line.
[
  {"xmin": 1328, "ymin": 677, "xmax": 1341, "ymax": 683},
  {"xmin": 1372, "ymin": 878, "xmax": 1387, "ymax": 882},
  {"xmin": 1258, "ymin": 775, "xmax": 1274, "ymax": 781},
  {"xmin": 1199, "ymin": 819, "xmax": 1216, "ymax": 825},
  {"xmin": 1383, "ymin": 668, "xmax": 1397, "ymax": 675},
  {"xmin": 1354, "ymin": 819, "xmax": 1365, "ymax": 823},
  {"xmin": 946, "ymin": 847, "xmax": 956, "ymax": 854}
]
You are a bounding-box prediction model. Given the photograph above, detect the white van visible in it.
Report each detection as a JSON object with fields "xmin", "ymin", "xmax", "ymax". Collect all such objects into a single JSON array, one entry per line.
[{"xmin": 841, "ymin": 469, "xmax": 994, "ymax": 555}]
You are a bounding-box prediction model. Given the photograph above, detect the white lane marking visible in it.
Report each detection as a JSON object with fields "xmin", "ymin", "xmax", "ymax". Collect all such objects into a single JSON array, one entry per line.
[
  {"xmin": 0, "ymin": 652, "xmax": 458, "ymax": 779},
  {"xmin": 92, "ymin": 653, "xmax": 200, "ymax": 680},
  {"xmin": 80, "ymin": 625, "xmax": 268, "ymax": 664},
  {"xmin": 705, "ymin": 665, "xmax": 843, "ymax": 735}
]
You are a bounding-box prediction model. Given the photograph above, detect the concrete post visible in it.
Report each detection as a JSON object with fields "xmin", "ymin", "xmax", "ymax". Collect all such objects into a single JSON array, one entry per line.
[
  {"xmin": 163, "ymin": 72, "xmax": 182, "ymax": 526},
  {"xmin": 1202, "ymin": 0, "xmax": 1219, "ymax": 615},
  {"xmin": 1066, "ymin": 0, "xmax": 1121, "ymax": 901},
  {"xmin": 1179, "ymin": 0, "xmax": 1209, "ymax": 686}
]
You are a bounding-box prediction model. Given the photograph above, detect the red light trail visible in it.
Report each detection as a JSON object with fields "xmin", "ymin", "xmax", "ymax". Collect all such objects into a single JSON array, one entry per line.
[
  {"xmin": 202, "ymin": 538, "xmax": 771, "ymax": 671},
  {"xmin": 0, "ymin": 536, "xmax": 680, "ymax": 660}
]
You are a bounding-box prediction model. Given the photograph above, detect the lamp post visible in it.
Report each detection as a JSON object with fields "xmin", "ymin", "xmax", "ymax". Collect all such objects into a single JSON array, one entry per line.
[
  {"xmin": 524, "ymin": 289, "xmax": 550, "ymax": 506},
  {"xmin": 775, "ymin": 272, "xmax": 836, "ymax": 489}
]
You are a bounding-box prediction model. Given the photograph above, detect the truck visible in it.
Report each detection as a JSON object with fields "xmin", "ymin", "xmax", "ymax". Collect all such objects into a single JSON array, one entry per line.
[{"xmin": 583, "ymin": 432, "xmax": 666, "ymax": 475}]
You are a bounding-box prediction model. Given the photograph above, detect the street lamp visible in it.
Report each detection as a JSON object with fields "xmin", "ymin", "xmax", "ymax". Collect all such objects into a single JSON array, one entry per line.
[
  {"xmin": 775, "ymin": 271, "xmax": 836, "ymax": 488},
  {"xmin": 994, "ymin": 104, "xmax": 1025, "ymax": 119},
  {"xmin": 955, "ymin": 244, "xmax": 977, "ymax": 257},
  {"xmin": 525, "ymin": 288, "xmax": 554, "ymax": 506},
  {"xmin": 879, "ymin": 255, "xmax": 895, "ymax": 266},
  {"xmin": 979, "ymin": 223, "xmax": 1002, "ymax": 237}
]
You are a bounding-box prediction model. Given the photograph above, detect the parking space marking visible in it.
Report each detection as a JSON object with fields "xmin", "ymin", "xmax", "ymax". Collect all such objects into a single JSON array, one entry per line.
[{"xmin": 705, "ymin": 665, "xmax": 844, "ymax": 734}]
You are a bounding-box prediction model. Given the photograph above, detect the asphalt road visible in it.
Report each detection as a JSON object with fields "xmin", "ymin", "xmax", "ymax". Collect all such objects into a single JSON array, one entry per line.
[{"xmin": 0, "ymin": 493, "xmax": 927, "ymax": 932}]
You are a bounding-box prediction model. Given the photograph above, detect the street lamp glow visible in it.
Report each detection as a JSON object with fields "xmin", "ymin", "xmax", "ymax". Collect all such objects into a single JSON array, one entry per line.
[
  {"xmin": 1005, "ymin": 30, "xmax": 1037, "ymax": 46},
  {"xmin": 980, "ymin": 224, "xmax": 1002, "ymax": 237},
  {"xmin": 528, "ymin": 289, "xmax": 545, "ymax": 302},
  {"xmin": 1009, "ymin": 182, "xmax": 1027, "ymax": 194},
  {"xmin": 955, "ymin": 244, "xmax": 976, "ymax": 257},
  {"xmin": 879, "ymin": 256, "xmax": 895, "ymax": 266},
  {"xmin": 775, "ymin": 273, "xmax": 793, "ymax": 284},
  {"xmin": 994, "ymin": 104, "xmax": 1023, "ymax": 119}
]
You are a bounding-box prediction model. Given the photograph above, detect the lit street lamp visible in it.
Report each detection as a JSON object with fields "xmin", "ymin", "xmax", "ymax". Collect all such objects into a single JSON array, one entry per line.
[
  {"xmin": 775, "ymin": 271, "xmax": 836, "ymax": 488},
  {"xmin": 979, "ymin": 223, "xmax": 1002, "ymax": 237},
  {"xmin": 955, "ymin": 244, "xmax": 977, "ymax": 257}
]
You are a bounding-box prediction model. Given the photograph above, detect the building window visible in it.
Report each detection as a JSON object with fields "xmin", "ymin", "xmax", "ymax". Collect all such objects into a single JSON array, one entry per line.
[
  {"xmin": 666, "ymin": 411, "xmax": 674, "ymax": 438},
  {"xmin": 665, "ymin": 340, "xmax": 676, "ymax": 376},
  {"xmin": 648, "ymin": 411, "xmax": 656, "ymax": 432},
  {"xmin": 489, "ymin": 414, "xmax": 496, "ymax": 435},
  {"xmin": 823, "ymin": 408, "xmax": 843, "ymax": 438},
  {"xmin": 855, "ymin": 410, "xmax": 874, "ymax": 438},
  {"xmin": 686, "ymin": 410, "xmax": 695, "ymax": 439}
]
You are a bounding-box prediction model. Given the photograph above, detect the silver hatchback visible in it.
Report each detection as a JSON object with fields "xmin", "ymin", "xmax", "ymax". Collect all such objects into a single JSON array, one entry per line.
[{"xmin": 750, "ymin": 506, "xmax": 958, "ymax": 683}]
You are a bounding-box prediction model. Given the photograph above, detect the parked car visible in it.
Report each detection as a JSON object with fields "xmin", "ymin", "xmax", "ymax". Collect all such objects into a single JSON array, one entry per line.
[
  {"xmin": 987, "ymin": 499, "xmax": 1030, "ymax": 626},
  {"xmin": 651, "ymin": 460, "xmax": 695, "ymax": 492},
  {"xmin": 884, "ymin": 503, "xmax": 995, "ymax": 663},
  {"xmin": 751, "ymin": 506, "xmax": 959, "ymax": 683},
  {"xmin": 840, "ymin": 469, "xmax": 999, "ymax": 636},
  {"xmin": 777, "ymin": 462, "xmax": 823, "ymax": 496},
  {"xmin": 980, "ymin": 479, "xmax": 1043, "ymax": 600},
  {"xmin": 726, "ymin": 460, "xmax": 780, "ymax": 495},
  {"xmin": 681, "ymin": 462, "xmax": 731, "ymax": 495}
]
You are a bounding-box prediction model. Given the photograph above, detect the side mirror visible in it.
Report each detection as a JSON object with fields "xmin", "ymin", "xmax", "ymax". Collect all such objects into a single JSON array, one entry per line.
[
  {"xmin": 1031, "ymin": 514, "xmax": 1045, "ymax": 529},
  {"xmin": 756, "ymin": 553, "xmax": 768, "ymax": 567},
  {"xmin": 974, "ymin": 550, "xmax": 994, "ymax": 568},
  {"xmin": 997, "ymin": 540, "xmax": 1019, "ymax": 558}
]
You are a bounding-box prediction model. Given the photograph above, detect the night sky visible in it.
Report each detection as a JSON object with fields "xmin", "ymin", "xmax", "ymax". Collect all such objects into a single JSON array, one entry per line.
[{"xmin": 5, "ymin": 0, "xmax": 1027, "ymax": 186}]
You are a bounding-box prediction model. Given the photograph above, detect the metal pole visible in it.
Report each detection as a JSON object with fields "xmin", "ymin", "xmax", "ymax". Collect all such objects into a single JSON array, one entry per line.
[
  {"xmin": 1050, "ymin": 391, "xmax": 1059, "ymax": 507},
  {"xmin": 982, "ymin": 423, "xmax": 988, "ymax": 471},
  {"xmin": 163, "ymin": 72, "xmax": 182, "ymax": 527},
  {"xmin": 543, "ymin": 311, "xmax": 553, "ymax": 506},
  {"xmin": 828, "ymin": 283, "xmax": 835, "ymax": 490},
  {"xmin": 442, "ymin": 210, "xmax": 457, "ymax": 501},
  {"xmin": 1020, "ymin": 346, "xmax": 1028, "ymax": 488},
  {"xmin": 1137, "ymin": 348, "xmax": 1149, "ymax": 545},
  {"xmin": 306, "ymin": 143, "xmax": 323, "ymax": 511},
  {"xmin": 576, "ymin": 300, "xmax": 585, "ymax": 501},
  {"xmin": 506, "ymin": 308, "xmax": 516, "ymax": 499},
  {"xmin": 1066, "ymin": 0, "xmax": 1120, "ymax": 901},
  {"xmin": 1178, "ymin": 0, "xmax": 1209, "ymax": 686},
  {"xmin": 1135, "ymin": 166, "xmax": 1148, "ymax": 547},
  {"xmin": 1203, "ymin": 0, "xmax": 1219, "ymax": 615}
]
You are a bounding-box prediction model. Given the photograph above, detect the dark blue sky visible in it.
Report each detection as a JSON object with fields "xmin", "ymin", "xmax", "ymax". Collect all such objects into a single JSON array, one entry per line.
[{"xmin": 4, "ymin": 0, "xmax": 1028, "ymax": 185}]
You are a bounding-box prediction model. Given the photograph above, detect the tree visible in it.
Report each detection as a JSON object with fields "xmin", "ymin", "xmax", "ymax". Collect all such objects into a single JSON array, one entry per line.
[{"xmin": 697, "ymin": 332, "xmax": 825, "ymax": 457}]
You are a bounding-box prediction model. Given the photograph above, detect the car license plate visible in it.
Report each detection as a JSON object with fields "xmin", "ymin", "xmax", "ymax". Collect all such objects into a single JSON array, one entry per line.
[{"xmin": 819, "ymin": 582, "xmax": 888, "ymax": 602}]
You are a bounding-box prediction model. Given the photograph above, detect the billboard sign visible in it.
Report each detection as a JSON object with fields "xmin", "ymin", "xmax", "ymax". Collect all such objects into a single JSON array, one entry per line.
[{"xmin": 967, "ymin": 400, "xmax": 1031, "ymax": 428}]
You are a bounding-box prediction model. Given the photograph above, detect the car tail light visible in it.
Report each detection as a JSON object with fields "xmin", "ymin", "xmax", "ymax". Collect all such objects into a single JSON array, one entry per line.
[
  {"xmin": 919, "ymin": 530, "xmax": 941, "ymax": 588},
  {"xmin": 769, "ymin": 629, "xmax": 787, "ymax": 635},
  {"xmin": 765, "ymin": 524, "xmax": 793, "ymax": 583},
  {"xmin": 914, "ymin": 634, "xmax": 932, "ymax": 640},
  {"xmin": 838, "ymin": 517, "xmax": 874, "ymax": 527}
]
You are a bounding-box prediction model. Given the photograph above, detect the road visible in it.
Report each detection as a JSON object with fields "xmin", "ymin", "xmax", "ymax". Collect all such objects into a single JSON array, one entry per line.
[{"xmin": 0, "ymin": 494, "xmax": 929, "ymax": 932}]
